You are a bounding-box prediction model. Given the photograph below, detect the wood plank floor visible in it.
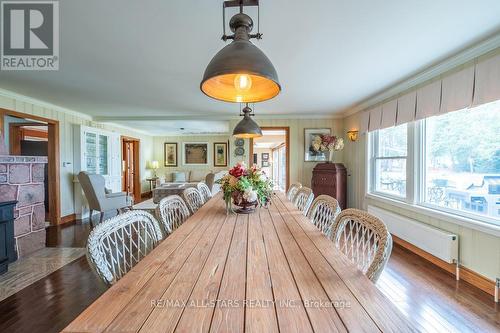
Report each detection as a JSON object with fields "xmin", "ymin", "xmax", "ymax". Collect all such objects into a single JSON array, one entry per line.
[{"xmin": 0, "ymin": 221, "xmax": 498, "ymax": 332}]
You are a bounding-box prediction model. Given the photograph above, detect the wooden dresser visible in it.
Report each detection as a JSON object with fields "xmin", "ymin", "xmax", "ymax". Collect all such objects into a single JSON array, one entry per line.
[{"xmin": 311, "ymin": 163, "xmax": 347, "ymax": 209}]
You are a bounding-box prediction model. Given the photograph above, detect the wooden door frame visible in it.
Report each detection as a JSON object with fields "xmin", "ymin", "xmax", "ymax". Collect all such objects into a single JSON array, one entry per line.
[
  {"xmin": 9, "ymin": 122, "xmax": 48, "ymax": 155},
  {"xmin": 121, "ymin": 136, "xmax": 141, "ymax": 201},
  {"xmin": 249, "ymin": 126, "xmax": 290, "ymax": 191},
  {"xmin": 0, "ymin": 108, "xmax": 61, "ymax": 225}
]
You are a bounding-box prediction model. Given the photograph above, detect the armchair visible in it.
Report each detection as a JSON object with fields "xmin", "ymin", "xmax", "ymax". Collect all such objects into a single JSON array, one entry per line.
[{"xmin": 77, "ymin": 172, "xmax": 133, "ymax": 227}]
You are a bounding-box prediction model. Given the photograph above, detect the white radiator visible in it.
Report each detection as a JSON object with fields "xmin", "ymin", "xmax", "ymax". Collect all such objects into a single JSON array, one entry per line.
[{"xmin": 368, "ymin": 205, "xmax": 459, "ymax": 264}]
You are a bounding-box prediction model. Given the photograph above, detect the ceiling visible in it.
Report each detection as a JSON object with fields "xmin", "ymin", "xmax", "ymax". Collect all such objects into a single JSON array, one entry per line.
[{"xmin": 1, "ymin": 0, "xmax": 500, "ymax": 131}]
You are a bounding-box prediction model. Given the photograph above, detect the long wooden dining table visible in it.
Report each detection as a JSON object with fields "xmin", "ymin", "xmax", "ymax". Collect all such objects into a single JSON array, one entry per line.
[{"xmin": 64, "ymin": 192, "xmax": 416, "ymax": 333}]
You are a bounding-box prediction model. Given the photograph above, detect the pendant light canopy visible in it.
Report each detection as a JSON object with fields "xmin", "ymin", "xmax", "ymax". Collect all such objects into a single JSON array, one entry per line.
[
  {"xmin": 233, "ymin": 104, "xmax": 262, "ymax": 138},
  {"xmin": 201, "ymin": 1, "xmax": 280, "ymax": 103}
]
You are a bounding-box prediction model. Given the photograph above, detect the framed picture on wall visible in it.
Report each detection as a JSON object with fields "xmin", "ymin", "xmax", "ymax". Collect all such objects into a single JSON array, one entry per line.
[
  {"xmin": 262, "ymin": 161, "xmax": 270, "ymax": 167},
  {"xmin": 213, "ymin": 142, "xmax": 228, "ymax": 167},
  {"xmin": 164, "ymin": 143, "xmax": 178, "ymax": 167},
  {"xmin": 261, "ymin": 152, "xmax": 269, "ymax": 161},
  {"xmin": 304, "ymin": 128, "xmax": 331, "ymax": 161},
  {"xmin": 183, "ymin": 142, "xmax": 208, "ymax": 165}
]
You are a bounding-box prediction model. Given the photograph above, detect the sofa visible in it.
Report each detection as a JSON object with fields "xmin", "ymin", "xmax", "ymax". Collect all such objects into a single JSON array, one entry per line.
[{"xmin": 156, "ymin": 170, "xmax": 226, "ymax": 193}]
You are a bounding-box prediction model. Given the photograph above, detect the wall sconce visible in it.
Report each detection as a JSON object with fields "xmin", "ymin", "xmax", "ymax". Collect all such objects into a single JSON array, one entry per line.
[{"xmin": 347, "ymin": 130, "xmax": 359, "ymax": 142}]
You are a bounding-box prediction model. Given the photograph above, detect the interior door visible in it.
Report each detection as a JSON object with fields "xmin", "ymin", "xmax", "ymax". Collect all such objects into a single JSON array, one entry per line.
[{"xmin": 122, "ymin": 141, "xmax": 135, "ymax": 199}]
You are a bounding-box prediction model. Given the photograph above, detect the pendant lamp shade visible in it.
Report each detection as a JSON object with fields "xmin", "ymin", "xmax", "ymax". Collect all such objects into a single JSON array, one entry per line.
[
  {"xmin": 201, "ymin": 10, "xmax": 280, "ymax": 103},
  {"xmin": 233, "ymin": 105, "xmax": 262, "ymax": 138},
  {"xmin": 201, "ymin": 40, "xmax": 280, "ymax": 103}
]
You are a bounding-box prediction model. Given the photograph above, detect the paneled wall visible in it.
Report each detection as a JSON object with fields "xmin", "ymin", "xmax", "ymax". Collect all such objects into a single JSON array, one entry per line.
[
  {"xmin": 231, "ymin": 118, "xmax": 344, "ymax": 188},
  {"xmin": 153, "ymin": 134, "xmax": 231, "ymax": 177},
  {"xmin": 153, "ymin": 118, "xmax": 344, "ymax": 188},
  {"xmin": 0, "ymin": 93, "xmax": 154, "ymax": 218}
]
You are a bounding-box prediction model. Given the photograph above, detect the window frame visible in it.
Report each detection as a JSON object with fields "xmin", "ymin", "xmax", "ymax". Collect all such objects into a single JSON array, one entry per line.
[
  {"xmin": 367, "ymin": 113, "xmax": 500, "ymax": 228},
  {"xmin": 369, "ymin": 123, "xmax": 412, "ymax": 202}
]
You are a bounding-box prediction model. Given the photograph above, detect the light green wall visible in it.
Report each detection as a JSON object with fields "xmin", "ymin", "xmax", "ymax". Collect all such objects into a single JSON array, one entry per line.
[
  {"xmin": 0, "ymin": 94, "xmax": 154, "ymax": 217},
  {"xmin": 153, "ymin": 118, "xmax": 343, "ymax": 187},
  {"xmin": 343, "ymin": 112, "xmax": 500, "ymax": 281},
  {"xmin": 153, "ymin": 134, "xmax": 231, "ymax": 177}
]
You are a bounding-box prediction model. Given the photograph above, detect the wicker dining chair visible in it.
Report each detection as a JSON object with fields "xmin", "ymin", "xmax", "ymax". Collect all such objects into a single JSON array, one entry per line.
[
  {"xmin": 86, "ymin": 210, "xmax": 163, "ymax": 285},
  {"xmin": 197, "ymin": 182, "xmax": 212, "ymax": 203},
  {"xmin": 307, "ymin": 195, "xmax": 341, "ymax": 238},
  {"xmin": 331, "ymin": 209, "xmax": 393, "ymax": 282},
  {"xmin": 292, "ymin": 187, "xmax": 314, "ymax": 215},
  {"xmin": 156, "ymin": 195, "xmax": 191, "ymax": 236},
  {"xmin": 183, "ymin": 187, "xmax": 204, "ymax": 214},
  {"xmin": 286, "ymin": 182, "xmax": 302, "ymax": 201}
]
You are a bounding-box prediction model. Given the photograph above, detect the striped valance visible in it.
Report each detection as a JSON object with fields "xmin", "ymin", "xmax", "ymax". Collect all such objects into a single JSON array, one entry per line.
[{"xmin": 360, "ymin": 52, "xmax": 500, "ymax": 133}]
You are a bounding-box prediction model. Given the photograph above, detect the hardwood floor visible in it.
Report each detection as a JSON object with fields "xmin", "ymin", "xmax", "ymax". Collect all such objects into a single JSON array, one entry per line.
[
  {"xmin": 0, "ymin": 221, "xmax": 498, "ymax": 333},
  {"xmin": 377, "ymin": 245, "xmax": 499, "ymax": 332}
]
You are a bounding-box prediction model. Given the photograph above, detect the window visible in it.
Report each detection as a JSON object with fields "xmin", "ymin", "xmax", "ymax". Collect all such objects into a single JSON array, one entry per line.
[
  {"xmin": 423, "ymin": 104, "xmax": 500, "ymax": 221},
  {"xmin": 368, "ymin": 101, "xmax": 500, "ymax": 226},
  {"xmin": 370, "ymin": 124, "xmax": 408, "ymax": 198}
]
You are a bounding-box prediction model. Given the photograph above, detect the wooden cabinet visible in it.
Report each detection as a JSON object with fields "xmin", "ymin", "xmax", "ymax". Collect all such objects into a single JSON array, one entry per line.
[{"xmin": 311, "ymin": 163, "xmax": 347, "ymax": 209}]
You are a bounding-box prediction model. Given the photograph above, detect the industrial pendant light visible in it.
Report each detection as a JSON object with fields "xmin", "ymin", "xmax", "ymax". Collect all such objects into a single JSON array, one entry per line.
[
  {"xmin": 233, "ymin": 104, "xmax": 262, "ymax": 138},
  {"xmin": 201, "ymin": 0, "xmax": 281, "ymax": 103}
]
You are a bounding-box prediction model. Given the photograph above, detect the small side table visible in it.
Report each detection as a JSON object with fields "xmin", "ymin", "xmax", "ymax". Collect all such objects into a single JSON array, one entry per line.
[{"xmin": 146, "ymin": 177, "xmax": 159, "ymax": 192}]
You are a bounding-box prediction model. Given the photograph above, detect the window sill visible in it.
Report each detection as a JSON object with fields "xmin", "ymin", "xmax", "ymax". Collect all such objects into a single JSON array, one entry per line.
[{"xmin": 365, "ymin": 193, "xmax": 500, "ymax": 237}]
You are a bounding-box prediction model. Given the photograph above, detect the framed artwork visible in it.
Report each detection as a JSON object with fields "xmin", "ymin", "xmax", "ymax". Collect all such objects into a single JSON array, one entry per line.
[
  {"xmin": 261, "ymin": 153, "xmax": 269, "ymax": 161},
  {"xmin": 213, "ymin": 142, "xmax": 228, "ymax": 167},
  {"xmin": 164, "ymin": 143, "xmax": 178, "ymax": 167},
  {"xmin": 253, "ymin": 153, "xmax": 258, "ymax": 164},
  {"xmin": 262, "ymin": 161, "xmax": 270, "ymax": 167},
  {"xmin": 304, "ymin": 128, "xmax": 331, "ymax": 162},
  {"xmin": 183, "ymin": 142, "xmax": 208, "ymax": 165}
]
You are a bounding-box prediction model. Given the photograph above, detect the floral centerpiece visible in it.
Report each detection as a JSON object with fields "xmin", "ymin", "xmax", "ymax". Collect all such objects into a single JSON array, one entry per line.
[
  {"xmin": 311, "ymin": 134, "xmax": 344, "ymax": 162},
  {"xmin": 216, "ymin": 162, "xmax": 273, "ymax": 213}
]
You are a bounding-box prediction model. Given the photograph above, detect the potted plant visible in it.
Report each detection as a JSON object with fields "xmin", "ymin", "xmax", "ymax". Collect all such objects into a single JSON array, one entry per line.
[{"xmin": 217, "ymin": 162, "xmax": 273, "ymax": 213}]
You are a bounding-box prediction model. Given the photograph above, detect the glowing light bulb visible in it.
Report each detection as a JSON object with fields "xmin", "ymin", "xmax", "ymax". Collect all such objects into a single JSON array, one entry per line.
[{"xmin": 234, "ymin": 74, "xmax": 252, "ymax": 92}]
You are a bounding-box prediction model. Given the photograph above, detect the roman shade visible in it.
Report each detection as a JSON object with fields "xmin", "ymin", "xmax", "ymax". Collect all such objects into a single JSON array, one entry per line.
[
  {"xmin": 362, "ymin": 50, "xmax": 500, "ymax": 132},
  {"xmin": 368, "ymin": 106, "xmax": 382, "ymax": 132},
  {"xmin": 440, "ymin": 66, "xmax": 474, "ymax": 113},
  {"xmin": 473, "ymin": 53, "xmax": 500, "ymax": 106},
  {"xmin": 360, "ymin": 111, "xmax": 370, "ymax": 134},
  {"xmin": 396, "ymin": 91, "xmax": 417, "ymax": 126},
  {"xmin": 415, "ymin": 80, "xmax": 442, "ymax": 120},
  {"xmin": 380, "ymin": 99, "xmax": 398, "ymax": 129}
]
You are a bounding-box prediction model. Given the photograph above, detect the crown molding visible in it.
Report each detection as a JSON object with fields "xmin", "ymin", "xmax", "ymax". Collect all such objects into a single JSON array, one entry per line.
[
  {"xmin": 0, "ymin": 87, "xmax": 93, "ymax": 120},
  {"xmin": 94, "ymin": 112, "xmax": 342, "ymax": 122},
  {"xmin": 341, "ymin": 31, "xmax": 500, "ymax": 118},
  {"xmin": 99, "ymin": 121, "xmax": 152, "ymax": 136}
]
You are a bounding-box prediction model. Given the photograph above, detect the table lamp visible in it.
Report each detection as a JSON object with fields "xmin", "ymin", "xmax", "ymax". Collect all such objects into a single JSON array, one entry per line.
[{"xmin": 151, "ymin": 160, "xmax": 159, "ymax": 178}]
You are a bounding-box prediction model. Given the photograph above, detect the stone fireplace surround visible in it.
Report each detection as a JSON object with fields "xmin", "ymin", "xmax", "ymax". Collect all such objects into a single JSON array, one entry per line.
[{"xmin": 0, "ymin": 156, "xmax": 47, "ymax": 257}]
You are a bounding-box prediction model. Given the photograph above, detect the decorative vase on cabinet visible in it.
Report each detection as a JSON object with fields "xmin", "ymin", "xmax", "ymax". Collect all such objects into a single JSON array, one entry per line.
[{"xmin": 311, "ymin": 163, "xmax": 347, "ymax": 209}]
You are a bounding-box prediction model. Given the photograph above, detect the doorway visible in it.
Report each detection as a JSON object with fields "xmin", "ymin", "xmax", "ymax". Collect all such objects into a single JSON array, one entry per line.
[
  {"xmin": 249, "ymin": 127, "xmax": 290, "ymax": 191},
  {"xmin": 9, "ymin": 122, "xmax": 50, "ymax": 220},
  {"xmin": 0, "ymin": 108, "xmax": 61, "ymax": 225},
  {"xmin": 121, "ymin": 136, "xmax": 141, "ymax": 202}
]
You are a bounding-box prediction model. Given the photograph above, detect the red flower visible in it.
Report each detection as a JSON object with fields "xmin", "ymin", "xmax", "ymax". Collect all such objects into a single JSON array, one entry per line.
[{"xmin": 229, "ymin": 163, "xmax": 246, "ymax": 178}]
